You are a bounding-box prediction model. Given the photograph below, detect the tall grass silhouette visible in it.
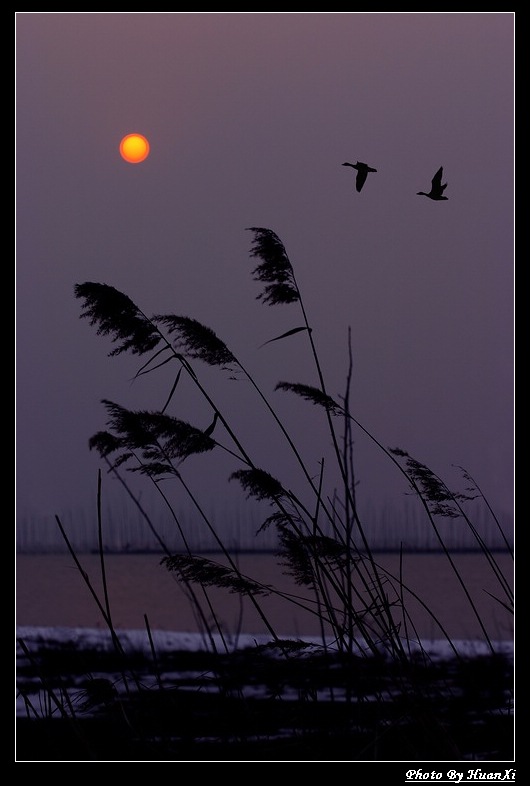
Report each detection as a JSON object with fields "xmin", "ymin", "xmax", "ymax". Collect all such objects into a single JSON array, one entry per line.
[{"xmin": 16, "ymin": 228, "xmax": 513, "ymax": 761}]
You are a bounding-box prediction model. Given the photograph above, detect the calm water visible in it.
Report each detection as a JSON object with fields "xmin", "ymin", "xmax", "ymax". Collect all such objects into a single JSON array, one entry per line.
[{"xmin": 16, "ymin": 551, "xmax": 514, "ymax": 641}]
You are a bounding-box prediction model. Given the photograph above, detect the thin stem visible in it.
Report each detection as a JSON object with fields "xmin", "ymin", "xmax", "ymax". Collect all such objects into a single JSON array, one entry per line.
[
  {"xmin": 96, "ymin": 469, "xmax": 113, "ymax": 632},
  {"xmin": 455, "ymin": 464, "xmax": 514, "ymax": 559}
]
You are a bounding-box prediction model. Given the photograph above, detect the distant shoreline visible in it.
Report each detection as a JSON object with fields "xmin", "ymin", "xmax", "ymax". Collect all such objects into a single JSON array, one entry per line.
[{"xmin": 15, "ymin": 545, "xmax": 514, "ymax": 555}]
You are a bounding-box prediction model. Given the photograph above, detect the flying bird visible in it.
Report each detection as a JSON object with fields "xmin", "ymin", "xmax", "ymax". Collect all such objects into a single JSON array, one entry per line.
[
  {"xmin": 417, "ymin": 167, "xmax": 448, "ymax": 200},
  {"xmin": 342, "ymin": 161, "xmax": 377, "ymax": 193}
]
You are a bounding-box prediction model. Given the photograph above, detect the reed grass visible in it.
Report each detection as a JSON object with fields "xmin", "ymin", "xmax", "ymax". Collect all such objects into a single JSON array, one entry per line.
[{"xmin": 16, "ymin": 228, "xmax": 514, "ymax": 761}]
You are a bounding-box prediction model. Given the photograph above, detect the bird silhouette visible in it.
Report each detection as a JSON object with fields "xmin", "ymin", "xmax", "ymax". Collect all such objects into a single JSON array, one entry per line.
[
  {"xmin": 417, "ymin": 167, "xmax": 448, "ymax": 200},
  {"xmin": 342, "ymin": 161, "xmax": 377, "ymax": 192}
]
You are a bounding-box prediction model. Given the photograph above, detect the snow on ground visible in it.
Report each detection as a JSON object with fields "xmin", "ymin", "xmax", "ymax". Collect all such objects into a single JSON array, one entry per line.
[
  {"xmin": 17, "ymin": 625, "xmax": 269, "ymax": 653},
  {"xmin": 16, "ymin": 624, "xmax": 514, "ymax": 658},
  {"xmin": 16, "ymin": 626, "xmax": 514, "ymax": 721}
]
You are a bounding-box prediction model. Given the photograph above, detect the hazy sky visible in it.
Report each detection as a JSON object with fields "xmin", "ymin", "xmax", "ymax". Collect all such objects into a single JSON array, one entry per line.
[{"xmin": 16, "ymin": 13, "xmax": 514, "ymax": 544}]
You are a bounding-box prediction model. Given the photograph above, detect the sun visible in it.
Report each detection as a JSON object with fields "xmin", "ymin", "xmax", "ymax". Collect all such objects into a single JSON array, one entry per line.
[{"xmin": 119, "ymin": 133, "xmax": 150, "ymax": 164}]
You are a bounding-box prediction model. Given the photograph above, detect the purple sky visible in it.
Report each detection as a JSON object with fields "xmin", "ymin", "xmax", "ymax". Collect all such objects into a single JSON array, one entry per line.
[{"xmin": 16, "ymin": 13, "xmax": 514, "ymax": 545}]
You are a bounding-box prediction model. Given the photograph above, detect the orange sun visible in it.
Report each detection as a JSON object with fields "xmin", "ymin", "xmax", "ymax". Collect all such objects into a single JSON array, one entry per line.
[{"xmin": 119, "ymin": 133, "xmax": 150, "ymax": 164}]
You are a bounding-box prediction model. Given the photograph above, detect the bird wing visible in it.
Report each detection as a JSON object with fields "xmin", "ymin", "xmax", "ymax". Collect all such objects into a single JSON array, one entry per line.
[
  {"xmin": 432, "ymin": 167, "xmax": 444, "ymax": 188},
  {"xmin": 356, "ymin": 169, "xmax": 368, "ymax": 192}
]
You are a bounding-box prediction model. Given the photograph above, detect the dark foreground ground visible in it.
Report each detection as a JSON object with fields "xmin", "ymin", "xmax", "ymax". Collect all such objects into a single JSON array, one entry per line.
[{"xmin": 16, "ymin": 635, "xmax": 514, "ymax": 762}]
